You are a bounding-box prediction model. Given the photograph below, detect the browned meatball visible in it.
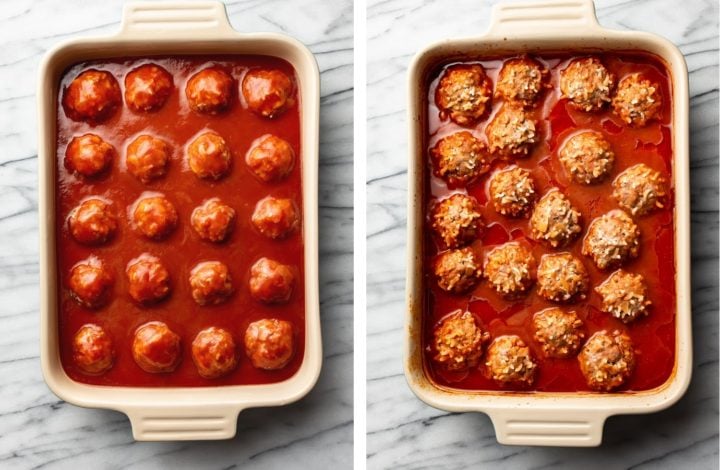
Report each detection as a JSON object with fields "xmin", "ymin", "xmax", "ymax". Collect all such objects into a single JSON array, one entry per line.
[
  {"xmin": 559, "ymin": 131, "xmax": 615, "ymax": 185},
  {"xmin": 131, "ymin": 195, "xmax": 178, "ymax": 240},
  {"xmin": 532, "ymin": 308, "xmax": 585, "ymax": 358},
  {"xmin": 124, "ymin": 63, "xmax": 174, "ymax": 113},
  {"xmin": 596, "ymin": 270, "xmax": 651, "ymax": 323},
  {"xmin": 530, "ymin": 189, "xmax": 582, "ymax": 248},
  {"xmin": 187, "ymin": 131, "xmax": 231, "ymax": 180},
  {"xmin": 249, "ymin": 257, "xmax": 295, "ymax": 304},
  {"xmin": 242, "ymin": 68, "xmax": 295, "ymax": 118},
  {"xmin": 62, "ymin": 69, "xmax": 121, "ymax": 124},
  {"xmin": 430, "ymin": 131, "xmax": 491, "ymax": 186},
  {"xmin": 485, "ymin": 105, "xmax": 538, "ymax": 158},
  {"xmin": 431, "ymin": 310, "xmax": 489, "ymax": 371},
  {"xmin": 191, "ymin": 327, "xmax": 238, "ymax": 379},
  {"xmin": 583, "ymin": 210, "xmax": 640, "ymax": 270},
  {"xmin": 485, "ymin": 335, "xmax": 537, "ymax": 386},
  {"xmin": 495, "ymin": 56, "xmax": 548, "ymax": 108},
  {"xmin": 484, "ymin": 242, "xmax": 536, "ymax": 298},
  {"xmin": 435, "ymin": 64, "xmax": 492, "ymax": 126},
  {"xmin": 611, "ymin": 73, "xmax": 662, "ymax": 127},
  {"xmin": 68, "ymin": 198, "xmax": 118, "ymax": 245},
  {"xmin": 430, "ymin": 194, "xmax": 483, "ymax": 249},
  {"xmin": 489, "ymin": 167, "xmax": 536, "ymax": 217},
  {"xmin": 244, "ymin": 319, "xmax": 295, "ymax": 370},
  {"xmin": 64, "ymin": 134, "xmax": 114, "ymax": 178},
  {"xmin": 612, "ymin": 164, "xmax": 667, "ymax": 217},
  {"xmin": 245, "ymin": 134, "xmax": 295, "ymax": 183},
  {"xmin": 189, "ymin": 261, "xmax": 233, "ymax": 306},
  {"xmin": 578, "ymin": 330, "xmax": 635, "ymax": 391},
  {"xmin": 433, "ymin": 247, "xmax": 482, "ymax": 294},
  {"xmin": 126, "ymin": 135, "xmax": 171, "ymax": 183},
  {"xmin": 68, "ymin": 257, "xmax": 113, "ymax": 308},
  {"xmin": 72, "ymin": 324, "xmax": 114, "ymax": 375},
  {"xmin": 191, "ymin": 198, "xmax": 236, "ymax": 243},
  {"xmin": 132, "ymin": 321, "xmax": 181, "ymax": 373},
  {"xmin": 559, "ymin": 57, "xmax": 615, "ymax": 112},
  {"xmin": 126, "ymin": 254, "xmax": 171, "ymax": 304},
  {"xmin": 185, "ymin": 66, "xmax": 234, "ymax": 114},
  {"xmin": 537, "ymin": 253, "xmax": 589, "ymax": 303},
  {"xmin": 251, "ymin": 196, "xmax": 299, "ymax": 240}
]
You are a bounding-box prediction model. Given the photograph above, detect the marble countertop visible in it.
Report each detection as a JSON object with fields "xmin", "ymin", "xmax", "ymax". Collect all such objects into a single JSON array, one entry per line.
[
  {"xmin": 367, "ymin": 0, "xmax": 719, "ymax": 468},
  {"xmin": 0, "ymin": 0, "xmax": 353, "ymax": 468}
]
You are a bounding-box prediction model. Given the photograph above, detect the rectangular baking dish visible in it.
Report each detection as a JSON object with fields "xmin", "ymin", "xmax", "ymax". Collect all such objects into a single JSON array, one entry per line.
[
  {"xmin": 38, "ymin": 1, "xmax": 321, "ymax": 441},
  {"xmin": 404, "ymin": 0, "xmax": 691, "ymax": 447}
]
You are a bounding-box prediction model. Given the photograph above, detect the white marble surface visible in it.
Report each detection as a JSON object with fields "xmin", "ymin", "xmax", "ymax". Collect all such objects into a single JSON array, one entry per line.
[
  {"xmin": 0, "ymin": 0, "xmax": 353, "ymax": 468},
  {"xmin": 367, "ymin": 0, "xmax": 719, "ymax": 468}
]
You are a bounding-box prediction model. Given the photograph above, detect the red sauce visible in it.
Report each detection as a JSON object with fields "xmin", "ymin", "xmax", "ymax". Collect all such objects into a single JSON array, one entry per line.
[
  {"xmin": 423, "ymin": 53, "xmax": 676, "ymax": 393},
  {"xmin": 56, "ymin": 56, "xmax": 305, "ymax": 387}
]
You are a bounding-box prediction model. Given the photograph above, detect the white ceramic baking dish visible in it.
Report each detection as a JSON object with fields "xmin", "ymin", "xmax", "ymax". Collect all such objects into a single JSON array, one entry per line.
[
  {"xmin": 404, "ymin": 0, "xmax": 691, "ymax": 447},
  {"xmin": 38, "ymin": 1, "xmax": 321, "ymax": 441}
]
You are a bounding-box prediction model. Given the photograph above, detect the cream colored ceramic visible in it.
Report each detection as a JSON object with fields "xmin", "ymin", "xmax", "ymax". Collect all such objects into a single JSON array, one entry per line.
[
  {"xmin": 405, "ymin": 0, "xmax": 691, "ymax": 447},
  {"xmin": 38, "ymin": 1, "xmax": 321, "ymax": 441}
]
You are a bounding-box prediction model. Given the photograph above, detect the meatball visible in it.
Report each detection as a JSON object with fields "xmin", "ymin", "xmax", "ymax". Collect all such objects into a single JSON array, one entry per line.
[
  {"xmin": 430, "ymin": 131, "xmax": 491, "ymax": 187},
  {"xmin": 68, "ymin": 257, "xmax": 113, "ymax": 308},
  {"xmin": 578, "ymin": 330, "xmax": 635, "ymax": 391},
  {"xmin": 431, "ymin": 310, "xmax": 489, "ymax": 371},
  {"xmin": 530, "ymin": 189, "xmax": 582, "ymax": 248},
  {"xmin": 430, "ymin": 194, "xmax": 483, "ymax": 249},
  {"xmin": 126, "ymin": 135, "xmax": 172, "ymax": 183},
  {"xmin": 132, "ymin": 321, "xmax": 181, "ymax": 374},
  {"xmin": 484, "ymin": 242, "xmax": 536, "ymax": 298},
  {"xmin": 249, "ymin": 257, "xmax": 295, "ymax": 304},
  {"xmin": 64, "ymin": 134, "xmax": 114, "ymax": 178},
  {"xmin": 495, "ymin": 56, "xmax": 548, "ymax": 108},
  {"xmin": 187, "ymin": 131, "xmax": 231, "ymax": 180},
  {"xmin": 244, "ymin": 319, "xmax": 295, "ymax": 370},
  {"xmin": 131, "ymin": 195, "xmax": 178, "ymax": 240},
  {"xmin": 72, "ymin": 324, "xmax": 114, "ymax": 375},
  {"xmin": 124, "ymin": 63, "xmax": 174, "ymax": 113},
  {"xmin": 612, "ymin": 164, "xmax": 667, "ymax": 217},
  {"xmin": 191, "ymin": 198, "xmax": 236, "ymax": 243},
  {"xmin": 126, "ymin": 254, "xmax": 171, "ymax": 304},
  {"xmin": 251, "ymin": 196, "xmax": 299, "ymax": 240},
  {"xmin": 62, "ymin": 69, "xmax": 121, "ymax": 123},
  {"xmin": 245, "ymin": 134, "xmax": 295, "ymax": 183},
  {"xmin": 596, "ymin": 270, "xmax": 651, "ymax": 323},
  {"xmin": 485, "ymin": 105, "xmax": 538, "ymax": 158},
  {"xmin": 68, "ymin": 198, "xmax": 118, "ymax": 245},
  {"xmin": 433, "ymin": 247, "xmax": 482, "ymax": 294},
  {"xmin": 582, "ymin": 210, "xmax": 640, "ymax": 270},
  {"xmin": 559, "ymin": 57, "xmax": 615, "ymax": 112},
  {"xmin": 192, "ymin": 327, "xmax": 238, "ymax": 379},
  {"xmin": 485, "ymin": 335, "xmax": 537, "ymax": 386},
  {"xmin": 611, "ymin": 73, "xmax": 662, "ymax": 127},
  {"xmin": 185, "ymin": 66, "xmax": 234, "ymax": 114},
  {"xmin": 489, "ymin": 166, "xmax": 537, "ymax": 217},
  {"xmin": 532, "ymin": 308, "xmax": 585, "ymax": 358},
  {"xmin": 189, "ymin": 261, "xmax": 233, "ymax": 306},
  {"xmin": 558, "ymin": 131, "xmax": 615, "ymax": 185},
  {"xmin": 537, "ymin": 253, "xmax": 589, "ymax": 303},
  {"xmin": 242, "ymin": 68, "xmax": 295, "ymax": 118},
  {"xmin": 435, "ymin": 64, "xmax": 493, "ymax": 126}
]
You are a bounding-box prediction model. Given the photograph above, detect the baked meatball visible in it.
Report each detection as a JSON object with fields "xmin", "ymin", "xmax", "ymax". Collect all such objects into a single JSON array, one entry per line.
[
  {"xmin": 489, "ymin": 167, "xmax": 536, "ymax": 217},
  {"xmin": 430, "ymin": 131, "xmax": 491, "ymax": 187},
  {"xmin": 132, "ymin": 321, "xmax": 181, "ymax": 374},
  {"xmin": 612, "ymin": 164, "xmax": 668, "ymax": 217},
  {"xmin": 189, "ymin": 261, "xmax": 233, "ymax": 306},
  {"xmin": 68, "ymin": 198, "xmax": 118, "ymax": 245},
  {"xmin": 192, "ymin": 327, "xmax": 238, "ymax": 379},
  {"xmin": 611, "ymin": 73, "xmax": 662, "ymax": 127},
  {"xmin": 251, "ymin": 196, "xmax": 299, "ymax": 239},
  {"xmin": 249, "ymin": 257, "xmax": 295, "ymax": 304},
  {"xmin": 596, "ymin": 270, "xmax": 651, "ymax": 323},
  {"xmin": 131, "ymin": 195, "xmax": 178, "ymax": 240},
  {"xmin": 191, "ymin": 198, "xmax": 236, "ymax": 243},
  {"xmin": 431, "ymin": 310, "xmax": 489, "ymax": 371},
  {"xmin": 245, "ymin": 134, "xmax": 295, "ymax": 183},
  {"xmin": 68, "ymin": 257, "xmax": 113, "ymax": 308},
  {"xmin": 559, "ymin": 57, "xmax": 615, "ymax": 112},
  {"xmin": 64, "ymin": 134, "xmax": 114, "ymax": 178},
  {"xmin": 244, "ymin": 319, "xmax": 295, "ymax": 370},
  {"xmin": 532, "ymin": 308, "xmax": 585, "ymax": 358},
  {"xmin": 583, "ymin": 210, "xmax": 640, "ymax": 270},
  {"xmin": 484, "ymin": 242, "xmax": 536, "ymax": 298},
  {"xmin": 485, "ymin": 335, "xmax": 537, "ymax": 386},
  {"xmin": 187, "ymin": 131, "xmax": 231, "ymax": 180},
  {"xmin": 430, "ymin": 194, "xmax": 483, "ymax": 249},
  {"xmin": 126, "ymin": 135, "xmax": 171, "ymax": 183},
  {"xmin": 433, "ymin": 247, "xmax": 482, "ymax": 294},
  {"xmin": 185, "ymin": 66, "xmax": 234, "ymax": 114},
  {"xmin": 485, "ymin": 105, "xmax": 538, "ymax": 158},
  {"xmin": 578, "ymin": 330, "xmax": 635, "ymax": 391},
  {"xmin": 72, "ymin": 324, "xmax": 114, "ymax": 375},
  {"xmin": 435, "ymin": 64, "xmax": 492, "ymax": 126},
  {"xmin": 126, "ymin": 255, "xmax": 171, "ymax": 304},
  {"xmin": 124, "ymin": 63, "xmax": 173, "ymax": 113},
  {"xmin": 558, "ymin": 131, "xmax": 615, "ymax": 185},
  {"xmin": 242, "ymin": 68, "xmax": 295, "ymax": 118},
  {"xmin": 495, "ymin": 57, "xmax": 548, "ymax": 108},
  {"xmin": 62, "ymin": 69, "xmax": 121, "ymax": 124},
  {"xmin": 537, "ymin": 253, "xmax": 589, "ymax": 303},
  {"xmin": 530, "ymin": 189, "xmax": 582, "ymax": 248}
]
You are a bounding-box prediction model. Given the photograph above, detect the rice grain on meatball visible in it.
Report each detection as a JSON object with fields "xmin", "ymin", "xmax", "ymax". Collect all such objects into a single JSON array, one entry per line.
[
  {"xmin": 559, "ymin": 131, "xmax": 615, "ymax": 185},
  {"xmin": 433, "ymin": 247, "xmax": 483, "ymax": 294},
  {"xmin": 430, "ymin": 194, "xmax": 483, "ymax": 249},
  {"xmin": 596, "ymin": 270, "xmax": 651, "ymax": 323},
  {"xmin": 583, "ymin": 210, "xmax": 640, "ymax": 270},
  {"xmin": 431, "ymin": 310, "xmax": 489, "ymax": 371},
  {"xmin": 430, "ymin": 131, "xmax": 491, "ymax": 187},
  {"xmin": 537, "ymin": 253, "xmax": 589, "ymax": 303},
  {"xmin": 578, "ymin": 330, "xmax": 635, "ymax": 391},
  {"xmin": 484, "ymin": 242, "xmax": 536, "ymax": 298},
  {"xmin": 435, "ymin": 64, "xmax": 493, "ymax": 126},
  {"xmin": 530, "ymin": 189, "xmax": 582, "ymax": 248},
  {"xmin": 495, "ymin": 56, "xmax": 548, "ymax": 108},
  {"xmin": 485, "ymin": 335, "xmax": 537, "ymax": 386},
  {"xmin": 611, "ymin": 73, "xmax": 662, "ymax": 127},
  {"xmin": 559, "ymin": 57, "xmax": 615, "ymax": 112},
  {"xmin": 612, "ymin": 164, "xmax": 667, "ymax": 216},
  {"xmin": 532, "ymin": 308, "xmax": 585, "ymax": 358},
  {"xmin": 485, "ymin": 105, "xmax": 538, "ymax": 158},
  {"xmin": 489, "ymin": 167, "xmax": 536, "ymax": 217}
]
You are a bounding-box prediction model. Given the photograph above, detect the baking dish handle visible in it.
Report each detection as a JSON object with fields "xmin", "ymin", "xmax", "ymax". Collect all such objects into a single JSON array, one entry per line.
[
  {"xmin": 487, "ymin": 0, "xmax": 602, "ymax": 36},
  {"xmin": 118, "ymin": 1, "xmax": 237, "ymax": 40},
  {"xmin": 488, "ymin": 410, "xmax": 607, "ymax": 447},
  {"xmin": 126, "ymin": 406, "xmax": 243, "ymax": 441}
]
